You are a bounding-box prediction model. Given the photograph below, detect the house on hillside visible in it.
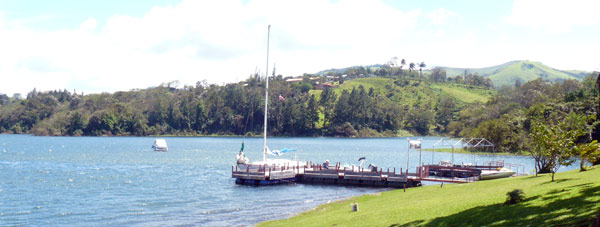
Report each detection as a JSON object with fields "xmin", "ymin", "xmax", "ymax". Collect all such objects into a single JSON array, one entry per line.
[
  {"xmin": 285, "ymin": 78, "xmax": 303, "ymax": 83},
  {"xmin": 315, "ymin": 82, "xmax": 336, "ymax": 90}
]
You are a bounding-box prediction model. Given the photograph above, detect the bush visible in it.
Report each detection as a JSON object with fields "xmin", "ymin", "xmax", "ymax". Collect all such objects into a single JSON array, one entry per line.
[{"xmin": 505, "ymin": 189, "xmax": 525, "ymax": 205}]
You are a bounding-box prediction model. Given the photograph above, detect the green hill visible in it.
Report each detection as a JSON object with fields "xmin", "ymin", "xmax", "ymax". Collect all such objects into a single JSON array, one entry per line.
[
  {"xmin": 306, "ymin": 77, "xmax": 494, "ymax": 135},
  {"xmin": 327, "ymin": 77, "xmax": 493, "ymax": 107},
  {"xmin": 442, "ymin": 60, "xmax": 586, "ymax": 87}
]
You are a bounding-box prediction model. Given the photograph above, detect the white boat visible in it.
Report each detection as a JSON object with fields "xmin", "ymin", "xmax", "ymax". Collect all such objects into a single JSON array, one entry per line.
[
  {"xmin": 235, "ymin": 25, "xmax": 304, "ymax": 171},
  {"xmin": 152, "ymin": 139, "xmax": 168, "ymax": 152},
  {"xmin": 480, "ymin": 167, "xmax": 515, "ymax": 180}
]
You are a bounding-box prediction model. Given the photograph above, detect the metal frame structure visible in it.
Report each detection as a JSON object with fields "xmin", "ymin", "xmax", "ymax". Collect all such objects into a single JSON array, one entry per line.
[{"xmin": 431, "ymin": 138, "xmax": 495, "ymax": 164}]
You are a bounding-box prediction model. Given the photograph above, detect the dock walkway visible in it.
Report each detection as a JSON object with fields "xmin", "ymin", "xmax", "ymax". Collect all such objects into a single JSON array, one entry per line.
[
  {"xmin": 232, "ymin": 162, "xmax": 422, "ymax": 188},
  {"xmin": 232, "ymin": 160, "xmax": 521, "ymax": 187}
]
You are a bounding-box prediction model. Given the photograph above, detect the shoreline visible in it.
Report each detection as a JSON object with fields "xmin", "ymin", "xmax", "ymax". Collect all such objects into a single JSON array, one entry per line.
[{"xmin": 257, "ymin": 166, "xmax": 600, "ymax": 226}]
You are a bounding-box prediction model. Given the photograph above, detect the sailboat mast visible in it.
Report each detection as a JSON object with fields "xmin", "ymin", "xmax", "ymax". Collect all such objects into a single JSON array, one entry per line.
[{"xmin": 263, "ymin": 25, "xmax": 270, "ymax": 162}]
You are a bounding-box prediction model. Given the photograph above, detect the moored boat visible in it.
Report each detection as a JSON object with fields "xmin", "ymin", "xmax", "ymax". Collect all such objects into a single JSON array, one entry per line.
[
  {"xmin": 232, "ymin": 25, "xmax": 305, "ymax": 185},
  {"xmin": 152, "ymin": 139, "xmax": 168, "ymax": 152},
  {"xmin": 480, "ymin": 167, "xmax": 515, "ymax": 180}
]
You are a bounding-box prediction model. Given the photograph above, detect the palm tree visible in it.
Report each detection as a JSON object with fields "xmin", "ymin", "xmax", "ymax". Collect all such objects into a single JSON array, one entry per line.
[
  {"xmin": 400, "ymin": 59, "xmax": 406, "ymax": 76},
  {"xmin": 409, "ymin": 62, "xmax": 415, "ymax": 78},
  {"xmin": 386, "ymin": 57, "xmax": 398, "ymax": 76},
  {"xmin": 419, "ymin": 62, "xmax": 426, "ymax": 81}
]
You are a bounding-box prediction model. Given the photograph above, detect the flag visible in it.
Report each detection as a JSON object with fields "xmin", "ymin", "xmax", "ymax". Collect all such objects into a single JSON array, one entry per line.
[
  {"xmin": 268, "ymin": 148, "xmax": 296, "ymax": 156},
  {"xmin": 279, "ymin": 94, "xmax": 284, "ymax": 101},
  {"xmin": 280, "ymin": 148, "xmax": 296, "ymax": 153},
  {"xmin": 409, "ymin": 140, "xmax": 421, "ymax": 149}
]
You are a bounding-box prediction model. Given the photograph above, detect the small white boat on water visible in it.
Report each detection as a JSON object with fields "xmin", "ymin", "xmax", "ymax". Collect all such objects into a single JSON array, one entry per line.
[
  {"xmin": 480, "ymin": 167, "xmax": 515, "ymax": 180},
  {"xmin": 152, "ymin": 139, "xmax": 168, "ymax": 152}
]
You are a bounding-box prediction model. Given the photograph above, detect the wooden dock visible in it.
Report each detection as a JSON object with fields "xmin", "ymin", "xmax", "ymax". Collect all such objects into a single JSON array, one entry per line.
[
  {"xmin": 231, "ymin": 160, "xmax": 523, "ymax": 187},
  {"xmin": 232, "ymin": 162, "xmax": 421, "ymax": 188},
  {"xmin": 298, "ymin": 165, "xmax": 421, "ymax": 188}
]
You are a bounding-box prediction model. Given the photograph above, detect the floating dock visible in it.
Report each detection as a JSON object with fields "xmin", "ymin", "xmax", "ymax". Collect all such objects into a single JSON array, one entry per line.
[
  {"xmin": 232, "ymin": 162, "xmax": 421, "ymax": 188},
  {"xmin": 232, "ymin": 160, "xmax": 524, "ymax": 187}
]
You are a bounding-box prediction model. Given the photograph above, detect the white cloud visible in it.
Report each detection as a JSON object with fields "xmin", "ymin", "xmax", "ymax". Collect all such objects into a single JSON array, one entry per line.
[
  {"xmin": 0, "ymin": 0, "xmax": 598, "ymax": 96},
  {"xmin": 507, "ymin": 0, "xmax": 600, "ymax": 33},
  {"xmin": 0, "ymin": 0, "xmax": 425, "ymax": 95},
  {"xmin": 79, "ymin": 17, "xmax": 97, "ymax": 32},
  {"xmin": 427, "ymin": 8, "xmax": 457, "ymax": 26}
]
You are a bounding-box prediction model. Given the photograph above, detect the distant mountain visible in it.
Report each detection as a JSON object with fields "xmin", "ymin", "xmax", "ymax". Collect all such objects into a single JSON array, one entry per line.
[
  {"xmin": 440, "ymin": 60, "xmax": 589, "ymax": 87},
  {"xmin": 315, "ymin": 65, "xmax": 381, "ymax": 75},
  {"xmin": 315, "ymin": 60, "xmax": 590, "ymax": 87}
]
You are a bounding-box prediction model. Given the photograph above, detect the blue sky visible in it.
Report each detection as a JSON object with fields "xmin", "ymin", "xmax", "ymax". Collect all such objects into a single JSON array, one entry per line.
[{"xmin": 0, "ymin": 0, "xmax": 598, "ymax": 95}]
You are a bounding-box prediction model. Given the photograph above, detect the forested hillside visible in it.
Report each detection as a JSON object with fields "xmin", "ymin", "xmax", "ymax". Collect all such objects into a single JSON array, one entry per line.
[{"xmin": 0, "ymin": 65, "xmax": 598, "ymax": 155}]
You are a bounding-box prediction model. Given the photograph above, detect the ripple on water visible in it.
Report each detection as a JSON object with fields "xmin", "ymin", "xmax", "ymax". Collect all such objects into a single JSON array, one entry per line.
[{"xmin": 0, "ymin": 135, "xmax": 580, "ymax": 226}]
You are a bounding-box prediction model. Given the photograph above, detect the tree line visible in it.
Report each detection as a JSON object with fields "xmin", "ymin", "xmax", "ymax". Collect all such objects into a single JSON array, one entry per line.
[{"xmin": 1, "ymin": 64, "xmax": 598, "ymax": 173}]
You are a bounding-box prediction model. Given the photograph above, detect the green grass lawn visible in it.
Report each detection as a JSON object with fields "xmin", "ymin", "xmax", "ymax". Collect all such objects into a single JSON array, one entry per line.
[
  {"xmin": 338, "ymin": 77, "xmax": 393, "ymax": 96},
  {"xmin": 430, "ymin": 84, "xmax": 493, "ymax": 104},
  {"xmin": 259, "ymin": 166, "xmax": 600, "ymax": 226}
]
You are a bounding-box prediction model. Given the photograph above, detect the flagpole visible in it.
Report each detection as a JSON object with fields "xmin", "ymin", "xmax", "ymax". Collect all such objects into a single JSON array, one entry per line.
[
  {"xmin": 406, "ymin": 138, "xmax": 410, "ymax": 174},
  {"xmin": 419, "ymin": 138, "xmax": 422, "ymax": 167}
]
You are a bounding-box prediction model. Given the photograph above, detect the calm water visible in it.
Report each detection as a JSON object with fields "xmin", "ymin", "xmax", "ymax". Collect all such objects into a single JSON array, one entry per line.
[{"xmin": 0, "ymin": 135, "xmax": 578, "ymax": 226}]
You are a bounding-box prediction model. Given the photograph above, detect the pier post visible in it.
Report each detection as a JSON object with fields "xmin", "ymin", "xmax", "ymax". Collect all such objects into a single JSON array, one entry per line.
[
  {"xmin": 419, "ymin": 138, "xmax": 422, "ymax": 168},
  {"xmin": 247, "ymin": 165, "xmax": 250, "ymax": 172},
  {"xmin": 407, "ymin": 138, "xmax": 411, "ymax": 176},
  {"xmin": 394, "ymin": 168, "xmax": 395, "ymax": 174}
]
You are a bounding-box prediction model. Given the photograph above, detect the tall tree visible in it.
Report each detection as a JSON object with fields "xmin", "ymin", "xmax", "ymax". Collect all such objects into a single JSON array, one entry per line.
[
  {"xmin": 418, "ymin": 62, "xmax": 426, "ymax": 81},
  {"xmin": 430, "ymin": 67, "xmax": 447, "ymax": 83},
  {"xmin": 400, "ymin": 59, "xmax": 406, "ymax": 71},
  {"xmin": 530, "ymin": 111, "xmax": 589, "ymax": 181}
]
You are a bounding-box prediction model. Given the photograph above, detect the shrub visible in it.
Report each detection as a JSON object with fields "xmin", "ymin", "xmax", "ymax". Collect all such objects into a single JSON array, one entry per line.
[{"xmin": 506, "ymin": 189, "xmax": 525, "ymax": 205}]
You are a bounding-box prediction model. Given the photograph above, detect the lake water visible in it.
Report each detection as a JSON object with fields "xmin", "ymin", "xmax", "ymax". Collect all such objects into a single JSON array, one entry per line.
[{"xmin": 0, "ymin": 135, "xmax": 578, "ymax": 226}]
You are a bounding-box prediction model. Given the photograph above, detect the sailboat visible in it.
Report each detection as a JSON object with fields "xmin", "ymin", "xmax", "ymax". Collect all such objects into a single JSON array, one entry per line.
[{"xmin": 235, "ymin": 25, "xmax": 305, "ymax": 173}]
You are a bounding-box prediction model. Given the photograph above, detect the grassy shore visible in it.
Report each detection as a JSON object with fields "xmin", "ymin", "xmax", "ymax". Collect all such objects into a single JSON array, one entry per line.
[{"xmin": 259, "ymin": 166, "xmax": 600, "ymax": 226}]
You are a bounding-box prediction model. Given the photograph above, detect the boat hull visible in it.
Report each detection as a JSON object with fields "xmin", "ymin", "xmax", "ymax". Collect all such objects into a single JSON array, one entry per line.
[{"xmin": 480, "ymin": 168, "xmax": 515, "ymax": 180}]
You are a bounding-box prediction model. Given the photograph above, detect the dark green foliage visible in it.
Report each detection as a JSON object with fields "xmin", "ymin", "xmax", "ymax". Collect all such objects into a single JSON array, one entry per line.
[
  {"xmin": 505, "ymin": 189, "xmax": 525, "ymax": 205},
  {"xmin": 0, "ymin": 71, "xmax": 597, "ymax": 143},
  {"xmin": 406, "ymin": 105, "xmax": 434, "ymax": 135}
]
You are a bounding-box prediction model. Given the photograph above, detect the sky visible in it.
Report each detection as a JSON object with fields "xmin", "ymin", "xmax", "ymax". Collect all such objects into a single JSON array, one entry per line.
[{"xmin": 0, "ymin": 0, "xmax": 599, "ymax": 95}]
